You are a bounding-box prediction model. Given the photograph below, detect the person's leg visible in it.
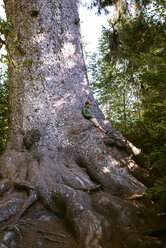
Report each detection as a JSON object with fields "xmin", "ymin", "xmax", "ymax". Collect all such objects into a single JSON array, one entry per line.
[
  {"xmin": 89, "ymin": 118, "xmax": 106, "ymax": 134},
  {"xmin": 97, "ymin": 126, "xmax": 106, "ymax": 134}
]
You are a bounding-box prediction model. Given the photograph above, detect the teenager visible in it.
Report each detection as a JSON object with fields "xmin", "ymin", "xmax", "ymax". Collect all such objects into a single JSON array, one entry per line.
[{"xmin": 82, "ymin": 101, "xmax": 110, "ymax": 135}]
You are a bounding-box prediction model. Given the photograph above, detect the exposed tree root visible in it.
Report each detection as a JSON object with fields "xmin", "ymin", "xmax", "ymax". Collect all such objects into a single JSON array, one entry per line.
[
  {"xmin": 0, "ymin": 225, "xmax": 23, "ymax": 239},
  {"xmin": 0, "ymin": 179, "xmax": 12, "ymax": 197},
  {"xmin": 2, "ymin": 0, "xmax": 165, "ymax": 245},
  {"xmin": 0, "ymin": 219, "xmax": 34, "ymax": 248},
  {"xmin": 37, "ymin": 181, "xmax": 104, "ymax": 247},
  {"xmin": 38, "ymin": 230, "xmax": 65, "ymax": 244},
  {"xmin": 38, "ymin": 230, "xmax": 66, "ymax": 238},
  {"xmin": 13, "ymin": 181, "xmax": 37, "ymax": 221},
  {"xmin": 0, "ymin": 135, "xmax": 165, "ymax": 248}
]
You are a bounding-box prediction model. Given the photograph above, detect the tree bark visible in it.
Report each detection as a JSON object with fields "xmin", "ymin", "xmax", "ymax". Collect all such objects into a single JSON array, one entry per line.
[{"xmin": 0, "ymin": 0, "xmax": 165, "ymax": 247}]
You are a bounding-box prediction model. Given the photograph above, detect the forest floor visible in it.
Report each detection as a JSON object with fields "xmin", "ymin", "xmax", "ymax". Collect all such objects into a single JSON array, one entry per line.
[
  {"xmin": 15, "ymin": 202, "xmax": 116, "ymax": 248},
  {"xmin": 14, "ymin": 202, "xmax": 77, "ymax": 248},
  {"xmin": 1, "ymin": 194, "xmax": 166, "ymax": 248},
  {"xmin": 12, "ymin": 203, "xmax": 77, "ymax": 248},
  {"xmin": 15, "ymin": 201, "xmax": 166, "ymax": 248}
]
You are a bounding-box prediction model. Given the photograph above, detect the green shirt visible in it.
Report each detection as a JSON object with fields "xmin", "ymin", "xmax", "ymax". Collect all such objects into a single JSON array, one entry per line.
[{"xmin": 82, "ymin": 106, "xmax": 93, "ymax": 119}]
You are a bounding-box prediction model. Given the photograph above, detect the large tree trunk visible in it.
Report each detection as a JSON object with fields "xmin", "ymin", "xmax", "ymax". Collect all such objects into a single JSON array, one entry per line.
[{"xmin": 0, "ymin": 0, "xmax": 165, "ymax": 247}]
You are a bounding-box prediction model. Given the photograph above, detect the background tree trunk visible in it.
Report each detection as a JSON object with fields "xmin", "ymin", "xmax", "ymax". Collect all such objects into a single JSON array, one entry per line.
[{"xmin": 0, "ymin": 0, "xmax": 165, "ymax": 247}]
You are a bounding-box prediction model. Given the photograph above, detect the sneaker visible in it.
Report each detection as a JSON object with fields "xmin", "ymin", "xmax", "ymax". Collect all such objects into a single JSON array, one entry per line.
[{"xmin": 106, "ymin": 131, "xmax": 112, "ymax": 136}]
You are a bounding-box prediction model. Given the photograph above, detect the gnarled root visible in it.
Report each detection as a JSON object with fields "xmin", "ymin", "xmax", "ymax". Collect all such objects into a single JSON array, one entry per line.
[
  {"xmin": 13, "ymin": 181, "xmax": 37, "ymax": 221},
  {"xmin": 0, "ymin": 137, "xmax": 164, "ymax": 248},
  {"xmin": 38, "ymin": 180, "xmax": 106, "ymax": 248}
]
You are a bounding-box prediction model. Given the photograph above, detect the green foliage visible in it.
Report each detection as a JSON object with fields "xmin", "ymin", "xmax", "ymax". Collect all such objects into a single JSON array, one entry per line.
[
  {"xmin": 21, "ymin": 23, "xmax": 29, "ymax": 31},
  {"xmin": 0, "ymin": 68, "xmax": 9, "ymax": 154},
  {"xmin": 0, "ymin": 17, "xmax": 10, "ymax": 154},
  {"xmin": 88, "ymin": 1, "xmax": 166, "ymax": 209},
  {"xmin": 0, "ymin": 17, "xmax": 12, "ymax": 37},
  {"xmin": 88, "ymin": 0, "xmax": 150, "ymax": 14},
  {"xmin": 148, "ymin": 177, "xmax": 166, "ymax": 210},
  {"xmin": 23, "ymin": 59, "xmax": 33, "ymax": 67},
  {"xmin": 88, "ymin": 20, "xmax": 142, "ymax": 124}
]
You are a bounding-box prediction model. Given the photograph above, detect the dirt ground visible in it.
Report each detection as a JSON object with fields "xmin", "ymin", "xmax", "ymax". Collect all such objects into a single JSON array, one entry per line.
[
  {"xmin": 15, "ymin": 203, "xmax": 77, "ymax": 248},
  {"xmin": 1, "ymin": 200, "xmax": 166, "ymax": 248}
]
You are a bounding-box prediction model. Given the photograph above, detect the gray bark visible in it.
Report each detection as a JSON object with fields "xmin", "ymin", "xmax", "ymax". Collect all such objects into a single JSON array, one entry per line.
[{"xmin": 0, "ymin": 0, "xmax": 165, "ymax": 247}]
